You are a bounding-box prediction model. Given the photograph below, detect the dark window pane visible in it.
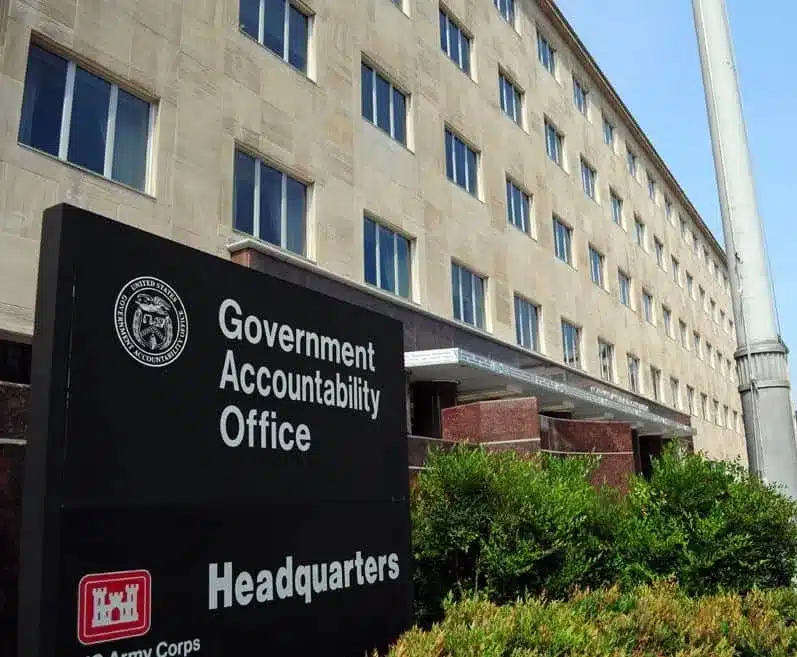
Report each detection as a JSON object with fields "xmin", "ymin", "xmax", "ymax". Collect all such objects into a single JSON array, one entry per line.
[
  {"xmin": 451, "ymin": 265, "xmax": 460, "ymax": 319},
  {"xmin": 460, "ymin": 35, "xmax": 470, "ymax": 74},
  {"xmin": 364, "ymin": 218, "xmax": 377, "ymax": 286},
  {"xmin": 263, "ymin": 0, "xmax": 286, "ymax": 58},
  {"xmin": 445, "ymin": 131, "xmax": 454, "ymax": 181},
  {"xmin": 233, "ymin": 151, "xmax": 256, "ymax": 235},
  {"xmin": 288, "ymin": 5, "xmax": 308, "ymax": 71},
  {"xmin": 68, "ymin": 67, "xmax": 111, "ymax": 175},
  {"xmin": 378, "ymin": 225, "xmax": 395, "ymax": 293},
  {"xmin": 439, "ymin": 11, "xmax": 447, "ymax": 51},
  {"xmin": 18, "ymin": 45, "xmax": 68, "ymax": 156},
  {"xmin": 461, "ymin": 270, "xmax": 473, "ymax": 325},
  {"xmin": 375, "ymin": 73, "xmax": 391, "ymax": 132},
  {"xmin": 259, "ymin": 163, "xmax": 283, "ymax": 247},
  {"xmin": 361, "ymin": 64, "xmax": 373, "ymax": 121},
  {"xmin": 239, "ymin": 0, "xmax": 260, "ymax": 39},
  {"xmin": 466, "ymin": 146, "xmax": 477, "ymax": 194},
  {"xmin": 112, "ymin": 88, "xmax": 149, "ymax": 190},
  {"xmin": 286, "ymin": 176, "xmax": 306, "ymax": 254},
  {"xmin": 392, "ymin": 89, "xmax": 406, "ymax": 145},
  {"xmin": 474, "ymin": 276, "xmax": 484, "ymax": 328},
  {"xmin": 448, "ymin": 21, "xmax": 459, "ymax": 62},
  {"xmin": 397, "ymin": 235, "xmax": 410, "ymax": 298},
  {"xmin": 454, "ymin": 137, "xmax": 466, "ymax": 187}
]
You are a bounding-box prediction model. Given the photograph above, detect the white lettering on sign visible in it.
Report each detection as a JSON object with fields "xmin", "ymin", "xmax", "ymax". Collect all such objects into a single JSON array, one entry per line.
[
  {"xmin": 216, "ymin": 298, "xmax": 387, "ymax": 453},
  {"xmin": 207, "ymin": 551, "xmax": 401, "ymax": 610}
]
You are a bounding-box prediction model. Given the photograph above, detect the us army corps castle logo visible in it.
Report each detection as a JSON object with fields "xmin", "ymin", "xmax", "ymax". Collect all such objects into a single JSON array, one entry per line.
[{"xmin": 114, "ymin": 277, "xmax": 188, "ymax": 368}]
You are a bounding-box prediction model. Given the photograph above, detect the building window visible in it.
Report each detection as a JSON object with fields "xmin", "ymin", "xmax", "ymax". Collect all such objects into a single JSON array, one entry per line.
[
  {"xmin": 439, "ymin": 8, "xmax": 471, "ymax": 75},
  {"xmin": 729, "ymin": 319, "xmax": 734, "ymax": 335},
  {"xmin": 654, "ymin": 237, "xmax": 664, "ymax": 267},
  {"xmin": 553, "ymin": 216, "xmax": 572, "ymax": 264},
  {"xmin": 709, "ymin": 259, "xmax": 715, "ymax": 277},
  {"xmin": 627, "ymin": 354, "xmax": 640, "ymax": 393},
  {"xmin": 363, "ymin": 216, "xmax": 411, "ymax": 298},
  {"xmin": 733, "ymin": 410, "xmax": 739, "ymax": 431},
  {"xmin": 562, "ymin": 320, "xmax": 581, "ymax": 368},
  {"xmin": 671, "ymin": 256, "xmax": 680, "ymax": 285},
  {"xmin": 679, "ymin": 320, "xmax": 688, "ymax": 347},
  {"xmin": 718, "ymin": 351, "xmax": 724, "ymax": 375},
  {"xmin": 589, "ymin": 246, "xmax": 605, "ymax": 288},
  {"xmin": 710, "ymin": 298, "xmax": 717, "ymax": 321},
  {"xmin": 701, "ymin": 393, "xmax": 709, "ymax": 421},
  {"xmin": 573, "ymin": 77, "xmax": 588, "ymax": 115},
  {"xmin": 665, "ymin": 197, "xmax": 673, "ymax": 221},
  {"xmin": 650, "ymin": 367, "xmax": 661, "ymax": 401},
  {"xmin": 692, "ymin": 231, "xmax": 699, "ymax": 254},
  {"xmin": 723, "ymin": 405, "xmax": 729, "ymax": 429},
  {"xmin": 240, "ymin": 0, "xmax": 310, "ymax": 72},
  {"xmin": 499, "ymin": 72, "xmax": 523, "ymax": 125},
  {"xmin": 699, "ymin": 285, "xmax": 706, "ymax": 309},
  {"xmin": 687, "ymin": 386, "xmax": 695, "ymax": 415},
  {"xmin": 602, "ymin": 115, "xmax": 615, "ymax": 148},
  {"xmin": 662, "ymin": 306, "xmax": 672, "ymax": 336},
  {"xmin": 494, "ymin": 0, "xmax": 515, "ymax": 25},
  {"xmin": 444, "ymin": 128, "xmax": 478, "ymax": 196},
  {"xmin": 610, "ymin": 191, "xmax": 623, "ymax": 226},
  {"xmin": 538, "ymin": 33, "xmax": 556, "ymax": 75},
  {"xmin": 720, "ymin": 309, "xmax": 726, "ymax": 329},
  {"xmin": 686, "ymin": 273, "xmax": 694, "ymax": 298},
  {"xmin": 18, "ymin": 44, "xmax": 154, "ymax": 192},
  {"xmin": 451, "ymin": 262, "xmax": 486, "ymax": 329},
  {"xmin": 580, "ymin": 158, "xmax": 596, "ymax": 199},
  {"xmin": 706, "ymin": 342, "xmax": 713, "ymax": 367},
  {"xmin": 642, "ymin": 290, "xmax": 654, "ymax": 324},
  {"xmin": 647, "ymin": 171, "xmax": 656, "ymax": 201},
  {"xmin": 506, "ymin": 179, "xmax": 531, "ymax": 234},
  {"xmin": 713, "ymin": 399, "xmax": 720, "ymax": 425},
  {"xmin": 233, "ymin": 149, "xmax": 307, "ymax": 255},
  {"xmin": 544, "ymin": 119, "xmax": 563, "ymax": 166},
  {"xmin": 670, "ymin": 377, "xmax": 680, "ymax": 409},
  {"xmin": 598, "ymin": 339, "xmax": 614, "ymax": 382},
  {"xmin": 681, "ymin": 217, "xmax": 689, "ymax": 239},
  {"xmin": 633, "ymin": 216, "xmax": 646, "ymax": 248},
  {"xmin": 515, "ymin": 296, "xmax": 540, "ymax": 352},
  {"xmin": 618, "ymin": 270, "xmax": 632, "ymax": 307},
  {"xmin": 626, "ymin": 148, "xmax": 637, "ymax": 177},
  {"xmin": 727, "ymin": 358, "xmax": 733, "ymax": 378},
  {"xmin": 361, "ymin": 62, "xmax": 407, "ymax": 145},
  {"xmin": 694, "ymin": 331, "xmax": 702, "ymax": 358}
]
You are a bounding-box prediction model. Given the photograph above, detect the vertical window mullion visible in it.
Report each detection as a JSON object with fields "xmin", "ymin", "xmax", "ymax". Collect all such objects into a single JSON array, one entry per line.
[
  {"xmin": 258, "ymin": 0, "xmax": 266, "ymax": 43},
  {"xmin": 280, "ymin": 173, "xmax": 288, "ymax": 249},
  {"xmin": 253, "ymin": 161, "xmax": 262, "ymax": 239},
  {"xmin": 59, "ymin": 61, "xmax": 77, "ymax": 160},
  {"xmin": 103, "ymin": 84, "xmax": 119, "ymax": 178},
  {"xmin": 282, "ymin": 0, "xmax": 290, "ymax": 60}
]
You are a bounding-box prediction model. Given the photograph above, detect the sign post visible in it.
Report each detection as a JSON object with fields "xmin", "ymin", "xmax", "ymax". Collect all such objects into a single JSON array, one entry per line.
[{"xmin": 19, "ymin": 203, "xmax": 412, "ymax": 657}]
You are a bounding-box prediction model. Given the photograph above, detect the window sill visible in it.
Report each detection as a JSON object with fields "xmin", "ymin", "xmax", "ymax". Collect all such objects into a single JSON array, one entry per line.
[
  {"xmin": 237, "ymin": 29, "xmax": 317, "ymax": 86},
  {"xmin": 446, "ymin": 179, "xmax": 484, "ymax": 204},
  {"xmin": 362, "ymin": 119, "xmax": 414, "ymax": 155},
  {"xmin": 18, "ymin": 142, "xmax": 156, "ymax": 201}
]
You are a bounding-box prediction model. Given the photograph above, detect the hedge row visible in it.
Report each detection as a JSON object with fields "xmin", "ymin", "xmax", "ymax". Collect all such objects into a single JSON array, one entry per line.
[
  {"xmin": 388, "ymin": 582, "xmax": 797, "ymax": 657},
  {"xmin": 411, "ymin": 445, "xmax": 797, "ymax": 623}
]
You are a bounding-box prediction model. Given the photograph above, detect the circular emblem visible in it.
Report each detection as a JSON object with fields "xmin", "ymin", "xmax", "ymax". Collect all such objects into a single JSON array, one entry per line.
[{"xmin": 114, "ymin": 277, "xmax": 188, "ymax": 368}]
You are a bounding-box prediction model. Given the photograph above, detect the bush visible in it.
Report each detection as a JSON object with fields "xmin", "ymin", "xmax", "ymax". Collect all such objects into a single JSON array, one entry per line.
[
  {"xmin": 411, "ymin": 444, "xmax": 797, "ymax": 622},
  {"xmin": 387, "ymin": 583, "xmax": 797, "ymax": 657}
]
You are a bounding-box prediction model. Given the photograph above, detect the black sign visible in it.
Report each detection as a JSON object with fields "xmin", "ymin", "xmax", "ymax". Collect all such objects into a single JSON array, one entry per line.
[{"xmin": 19, "ymin": 204, "xmax": 412, "ymax": 657}]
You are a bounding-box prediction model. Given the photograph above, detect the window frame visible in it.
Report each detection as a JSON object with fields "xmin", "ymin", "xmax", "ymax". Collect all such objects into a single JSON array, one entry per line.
[
  {"xmin": 239, "ymin": 0, "xmax": 312, "ymax": 74},
  {"xmin": 361, "ymin": 59, "xmax": 409, "ymax": 146},
  {"xmin": 498, "ymin": 70, "xmax": 524, "ymax": 126},
  {"xmin": 588, "ymin": 245, "xmax": 605, "ymax": 288},
  {"xmin": 506, "ymin": 177, "xmax": 532, "ymax": 235},
  {"xmin": 561, "ymin": 319, "xmax": 582, "ymax": 369},
  {"xmin": 363, "ymin": 214, "xmax": 413, "ymax": 299},
  {"xmin": 618, "ymin": 269, "xmax": 632, "ymax": 308},
  {"xmin": 544, "ymin": 118, "xmax": 564, "ymax": 166},
  {"xmin": 598, "ymin": 339, "xmax": 614, "ymax": 382},
  {"xmin": 18, "ymin": 43, "xmax": 156, "ymax": 194},
  {"xmin": 444, "ymin": 126, "xmax": 480, "ymax": 196},
  {"xmin": 451, "ymin": 261, "xmax": 487, "ymax": 329},
  {"xmin": 439, "ymin": 8, "xmax": 472, "ymax": 76},
  {"xmin": 573, "ymin": 76, "xmax": 588, "ymax": 115},
  {"xmin": 515, "ymin": 295, "xmax": 541, "ymax": 352},
  {"xmin": 553, "ymin": 216, "xmax": 573, "ymax": 265},
  {"xmin": 537, "ymin": 32, "xmax": 556, "ymax": 76}
]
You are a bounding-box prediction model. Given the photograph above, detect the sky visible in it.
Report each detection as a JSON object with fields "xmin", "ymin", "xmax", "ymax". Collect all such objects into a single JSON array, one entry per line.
[{"xmin": 554, "ymin": 0, "xmax": 797, "ymax": 396}]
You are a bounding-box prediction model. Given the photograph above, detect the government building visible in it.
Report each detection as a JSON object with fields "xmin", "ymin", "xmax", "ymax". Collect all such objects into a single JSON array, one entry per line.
[{"xmin": 0, "ymin": 0, "xmax": 746, "ymax": 477}]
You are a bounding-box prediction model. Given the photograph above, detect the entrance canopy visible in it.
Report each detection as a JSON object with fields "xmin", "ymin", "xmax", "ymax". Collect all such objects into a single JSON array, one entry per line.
[{"xmin": 405, "ymin": 348, "xmax": 694, "ymax": 438}]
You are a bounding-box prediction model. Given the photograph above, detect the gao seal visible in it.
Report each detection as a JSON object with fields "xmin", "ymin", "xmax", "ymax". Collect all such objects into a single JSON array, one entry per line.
[{"xmin": 114, "ymin": 276, "xmax": 188, "ymax": 368}]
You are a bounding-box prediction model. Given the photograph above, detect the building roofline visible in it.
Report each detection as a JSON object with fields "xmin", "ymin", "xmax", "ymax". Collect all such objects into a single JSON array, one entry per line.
[{"xmin": 538, "ymin": 0, "xmax": 727, "ymax": 265}]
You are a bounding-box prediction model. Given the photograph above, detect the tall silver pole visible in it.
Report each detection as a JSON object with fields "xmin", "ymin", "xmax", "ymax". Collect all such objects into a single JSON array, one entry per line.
[{"xmin": 692, "ymin": 0, "xmax": 797, "ymax": 499}]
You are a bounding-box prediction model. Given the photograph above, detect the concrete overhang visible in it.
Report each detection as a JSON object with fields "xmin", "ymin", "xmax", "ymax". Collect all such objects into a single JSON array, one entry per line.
[{"xmin": 405, "ymin": 348, "xmax": 695, "ymax": 438}]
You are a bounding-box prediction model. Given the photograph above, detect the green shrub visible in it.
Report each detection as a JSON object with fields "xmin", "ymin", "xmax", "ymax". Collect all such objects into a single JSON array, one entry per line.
[
  {"xmin": 618, "ymin": 446, "xmax": 797, "ymax": 595},
  {"xmin": 411, "ymin": 444, "xmax": 797, "ymax": 622},
  {"xmin": 387, "ymin": 583, "xmax": 797, "ymax": 657},
  {"xmin": 411, "ymin": 445, "xmax": 624, "ymax": 622}
]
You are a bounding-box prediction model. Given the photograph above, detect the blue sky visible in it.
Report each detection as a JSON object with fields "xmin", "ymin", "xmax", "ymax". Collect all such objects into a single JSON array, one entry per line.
[{"xmin": 554, "ymin": 0, "xmax": 797, "ymax": 393}]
